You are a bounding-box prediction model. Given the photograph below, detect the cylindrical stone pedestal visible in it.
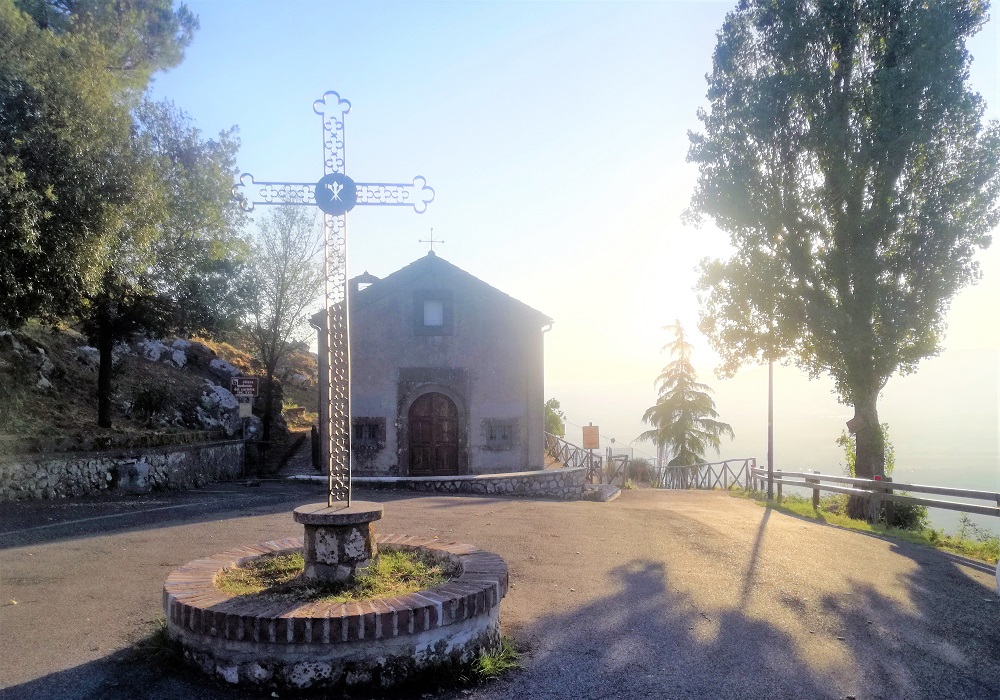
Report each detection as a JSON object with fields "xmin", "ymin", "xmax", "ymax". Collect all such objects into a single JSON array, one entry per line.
[{"xmin": 292, "ymin": 502, "xmax": 383, "ymax": 583}]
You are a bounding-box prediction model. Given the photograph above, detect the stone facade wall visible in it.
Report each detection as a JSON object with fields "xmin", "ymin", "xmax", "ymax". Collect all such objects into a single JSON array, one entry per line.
[
  {"xmin": 354, "ymin": 466, "xmax": 586, "ymax": 500},
  {"xmin": 0, "ymin": 439, "xmax": 244, "ymax": 502},
  {"xmin": 319, "ymin": 254, "xmax": 549, "ymax": 477}
]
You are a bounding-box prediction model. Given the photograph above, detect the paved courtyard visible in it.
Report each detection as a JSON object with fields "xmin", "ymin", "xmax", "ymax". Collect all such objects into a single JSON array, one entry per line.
[{"xmin": 0, "ymin": 482, "xmax": 997, "ymax": 699}]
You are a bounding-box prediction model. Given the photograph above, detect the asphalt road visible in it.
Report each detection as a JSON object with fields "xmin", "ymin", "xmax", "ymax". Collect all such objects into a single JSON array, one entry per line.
[{"xmin": 0, "ymin": 481, "xmax": 997, "ymax": 700}]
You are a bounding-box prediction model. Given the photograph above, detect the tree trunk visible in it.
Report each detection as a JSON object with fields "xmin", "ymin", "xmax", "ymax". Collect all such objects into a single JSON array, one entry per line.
[
  {"xmin": 97, "ymin": 300, "xmax": 114, "ymax": 429},
  {"xmin": 846, "ymin": 385, "xmax": 885, "ymax": 522},
  {"xmin": 262, "ymin": 367, "xmax": 274, "ymax": 445}
]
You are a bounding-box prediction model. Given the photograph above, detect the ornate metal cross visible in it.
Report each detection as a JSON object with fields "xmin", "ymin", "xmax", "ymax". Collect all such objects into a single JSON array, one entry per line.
[{"xmin": 234, "ymin": 91, "xmax": 434, "ymax": 507}]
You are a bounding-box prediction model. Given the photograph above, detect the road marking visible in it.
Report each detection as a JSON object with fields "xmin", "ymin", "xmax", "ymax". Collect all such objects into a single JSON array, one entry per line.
[{"xmin": 0, "ymin": 502, "xmax": 212, "ymax": 536}]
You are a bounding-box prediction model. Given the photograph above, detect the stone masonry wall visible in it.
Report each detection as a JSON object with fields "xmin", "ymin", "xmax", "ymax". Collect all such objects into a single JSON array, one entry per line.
[
  {"xmin": 354, "ymin": 466, "xmax": 586, "ymax": 500},
  {"xmin": 0, "ymin": 439, "xmax": 244, "ymax": 502}
]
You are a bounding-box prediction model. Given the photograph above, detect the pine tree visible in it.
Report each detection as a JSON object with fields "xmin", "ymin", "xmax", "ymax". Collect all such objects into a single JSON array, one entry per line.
[{"xmin": 638, "ymin": 321, "xmax": 734, "ymax": 466}]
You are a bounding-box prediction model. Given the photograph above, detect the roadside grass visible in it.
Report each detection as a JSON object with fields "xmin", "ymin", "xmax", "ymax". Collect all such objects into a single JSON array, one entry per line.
[
  {"xmin": 402, "ymin": 635, "xmax": 522, "ymax": 692},
  {"xmin": 462, "ymin": 635, "xmax": 522, "ymax": 683},
  {"xmin": 216, "ymin": 547, "xmax": 458, "ymax": 603},
  {"xmin": 732, "ymin": 489, "xmax": 1000, "ymax": 565},
  {"xmin": 131, "ymin": 617, "xmax": 183, "ymax": 669}
]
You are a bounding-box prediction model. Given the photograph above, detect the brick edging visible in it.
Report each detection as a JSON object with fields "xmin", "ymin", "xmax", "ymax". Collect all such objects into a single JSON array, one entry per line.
[{"xmin": 163, "ymin": 535, "xmax": 508, "ymax": 645}]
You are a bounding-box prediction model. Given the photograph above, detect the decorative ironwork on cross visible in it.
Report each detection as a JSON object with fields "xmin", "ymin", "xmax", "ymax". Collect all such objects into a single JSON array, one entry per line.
[{"xmin": 233, "ymin": 91, "xmax": 434, "ymax": 507}]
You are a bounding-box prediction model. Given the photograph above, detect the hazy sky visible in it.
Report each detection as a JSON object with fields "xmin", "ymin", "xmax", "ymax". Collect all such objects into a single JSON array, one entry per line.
[{"xmin": 150, "ymin": 1, "xmax": 999, "ymax": 513}]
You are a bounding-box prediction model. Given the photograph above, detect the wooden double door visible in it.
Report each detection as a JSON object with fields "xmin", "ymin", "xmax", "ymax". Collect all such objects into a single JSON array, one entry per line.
[{"xmin": 408, "ymin": 392, "xmax": 460, "ymax": 476}]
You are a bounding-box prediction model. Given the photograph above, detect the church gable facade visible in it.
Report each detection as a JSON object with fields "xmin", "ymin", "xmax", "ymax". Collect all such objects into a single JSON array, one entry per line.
[{"xmin": 317, "ymin": 252, "xmax": 551, "ymax": 477}]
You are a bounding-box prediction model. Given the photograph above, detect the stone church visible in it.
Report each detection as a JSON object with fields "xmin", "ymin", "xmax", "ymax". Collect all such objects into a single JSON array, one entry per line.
[{"xmin": 314, "ymin": 252, "xmax": 552, "ymax": 477}]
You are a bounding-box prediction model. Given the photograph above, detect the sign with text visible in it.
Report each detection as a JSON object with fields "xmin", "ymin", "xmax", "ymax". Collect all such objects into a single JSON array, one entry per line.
[
  {"xmin": 582, "ymin": 425, "xmax": 600, "ymax": 450},
  {"xmin": 230, "ymin": 376, "xmax": 259, "ymax": 398}
]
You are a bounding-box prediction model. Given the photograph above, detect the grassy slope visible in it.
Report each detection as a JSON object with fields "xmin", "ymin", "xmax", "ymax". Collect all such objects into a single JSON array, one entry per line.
[{"xmin": 733, "ymin": 490, "xmax": 1000, "ymax": 565}]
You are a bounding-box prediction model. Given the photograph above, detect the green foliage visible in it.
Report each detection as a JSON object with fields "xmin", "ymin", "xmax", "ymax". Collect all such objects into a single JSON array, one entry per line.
[
  {"xmin": 0, "ymin": 1, "xmax": 243, "ymax": 431},
  {"xmin": 734, "ymin": 490, "xmax": 996, "ymax": 564},
  {"xmin": 242, "ymin": 207, "xmax": 324, "ymax": 441},
  {"xmin": 637, "ymin": 321, "xmax": 734, "ymax": 466},
  {"xmin": 834, "ymin": 424, "xmax": 929, "ymax": 527},
  {"xmin": 689, "ymin": 0, "xmax": 1000, "ymax": 484},
  {"xmin": 130, "ymin": 381, "xmax": 173, "ymax": 424},
  {"xmin": 243, "ymin": 207, "xmax": 324, "ymax": 376},
  {"xmin": 0, "ymin": 0, "xmax": 203, "ymax": 330},
  {"xmin": 468, "ymin": 636, "xmax": 521, "ymax": 682},
  {"xmin": 131, "ymin": 616, "xmax": 183, "ymax": 668},
  {"xmin": 836, "ymin": 423, "xmax": 896, "ymax": 478},
  {"xmin": 544, "ymin": 397, "xmax": 566, "ymax": 437},
  {"xmin": 627, "ymin": 457, "xmax": 654, "ymax": 483}
]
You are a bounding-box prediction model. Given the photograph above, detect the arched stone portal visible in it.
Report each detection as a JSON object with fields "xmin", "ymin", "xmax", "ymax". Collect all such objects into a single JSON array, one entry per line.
[{"xmin": 407, "ymin": 392, "xmax": 460, "ymax": 476}]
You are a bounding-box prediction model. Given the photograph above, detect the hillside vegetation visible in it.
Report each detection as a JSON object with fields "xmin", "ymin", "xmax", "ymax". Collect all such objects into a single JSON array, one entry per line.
[{"xmin": 0, "ymin": 322, "xmax": 318, "ymax": 454}]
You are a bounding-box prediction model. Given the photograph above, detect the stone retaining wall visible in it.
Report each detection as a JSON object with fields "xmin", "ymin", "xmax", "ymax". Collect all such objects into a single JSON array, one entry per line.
[
  {"xmin": 0, "ymin": 439, "xmax": 244, "ymax": 502},
  {"xmin": 352, "ymin": 466, "xmax": 586, "ymax": 500}
]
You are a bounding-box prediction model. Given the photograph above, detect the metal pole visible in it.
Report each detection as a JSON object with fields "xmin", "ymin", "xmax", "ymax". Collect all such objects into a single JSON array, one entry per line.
[
  {"xmin": 343, "ymin": 216, "xmax": 353, "ymax": 508},
  {"xmin": 325, "ymin": 215, "xmax": 335, "ymax": 508},
  {"xmin": 767, "ymin": 355, "xmax": 774, "ymax": 501}
]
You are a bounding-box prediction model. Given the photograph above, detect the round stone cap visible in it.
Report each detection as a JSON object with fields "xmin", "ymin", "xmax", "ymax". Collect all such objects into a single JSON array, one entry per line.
[{"xmin": 293, "ymin": 501, "xmax": 384, "ymax": 526}]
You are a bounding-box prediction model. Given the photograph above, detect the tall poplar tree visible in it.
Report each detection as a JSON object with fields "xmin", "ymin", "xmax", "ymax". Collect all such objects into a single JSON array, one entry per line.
[{"xmin": 688, "ymin": 0, "xmax": 1000, "ymax": 518}]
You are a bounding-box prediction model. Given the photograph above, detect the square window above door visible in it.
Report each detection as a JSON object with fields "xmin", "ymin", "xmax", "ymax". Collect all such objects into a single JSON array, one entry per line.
[{"xmin": 413, "ymin": 290, "xmax": 454, "ymax": 336}]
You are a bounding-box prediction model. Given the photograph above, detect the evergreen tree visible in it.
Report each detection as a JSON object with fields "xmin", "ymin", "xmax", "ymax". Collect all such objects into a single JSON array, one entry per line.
[{"xmin": 638, "ymin": 322, "xmax": 734, "ymax": 466}]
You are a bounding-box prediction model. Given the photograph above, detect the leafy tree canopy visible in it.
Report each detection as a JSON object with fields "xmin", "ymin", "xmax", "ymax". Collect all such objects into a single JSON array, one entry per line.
[
  {"xmin": 637, "ymin": 321, "xmax": 734, "ymax": 466},
  {"xmin": 689, "ymin": 0, "xmax": 1000, "ymax": 497},
  {"xmin": 0, "ymin": 0, "xmax": 200, "ymax": 330},
  {"xmin": 544, "ymin": 398, "xmax": 566, "ymax": 437},
  {"xmin": 242, "ymin": 207, "xmax": 325, "ymax": 440}
]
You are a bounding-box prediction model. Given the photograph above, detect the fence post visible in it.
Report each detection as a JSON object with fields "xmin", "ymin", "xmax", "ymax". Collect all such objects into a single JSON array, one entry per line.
[
  {"xmin": 775, "ymin": 469, "xmax": 782, "ymax": 503},
  {"xmin": 870, "ymin": 475, "xmax": 883, "ymax": 524},
  {"xmin": 723, "ymin": 461, "xmax": 729, "ymax": 490},
  {"xmin": 884, "ymin": 476, "xmax": 894, "ymax": 527},
  {"xmin": 809, "ymin": 470, "xmax": 820, "ymax": 510}
]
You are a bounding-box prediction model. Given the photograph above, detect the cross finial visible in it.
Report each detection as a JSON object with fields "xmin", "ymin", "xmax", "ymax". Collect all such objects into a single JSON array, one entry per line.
[{"xmin": 419, "ymin": 228, "xmax": 444, "ymax": 254}]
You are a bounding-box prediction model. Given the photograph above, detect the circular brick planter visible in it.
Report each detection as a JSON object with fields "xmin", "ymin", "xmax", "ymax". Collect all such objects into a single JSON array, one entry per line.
[{"xmin": 163, "ymin": 534, "xmax": 508, "ymax": 690}]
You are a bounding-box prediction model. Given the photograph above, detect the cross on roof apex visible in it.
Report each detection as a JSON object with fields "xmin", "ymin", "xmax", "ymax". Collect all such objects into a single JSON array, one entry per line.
[{"xmin": 419, "ymin": 228, "xmax": 444, "ymax": 253}]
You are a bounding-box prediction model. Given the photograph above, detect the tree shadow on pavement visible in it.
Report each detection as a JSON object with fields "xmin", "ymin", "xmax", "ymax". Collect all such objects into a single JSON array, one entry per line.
[
  {"xmin": 488, "ymin": 558, "xmax": 842, "ymax": 700},
  {"xmin": 815, "ymin": 539, "xmax": 1000, "ymax": 699},
  {"xmin": 482, "ymin": 526, "xmax": 999, "ymax": 699}
]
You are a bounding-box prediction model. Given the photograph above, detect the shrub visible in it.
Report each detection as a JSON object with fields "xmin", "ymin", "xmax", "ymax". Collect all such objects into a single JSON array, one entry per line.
[
  {"xmin": 628, "ymin": 457, "xmax": 654, "ymax": 483},
  {"xmin": 131, "ymin": 382, "xmax": 173, "ymax": 423}
]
